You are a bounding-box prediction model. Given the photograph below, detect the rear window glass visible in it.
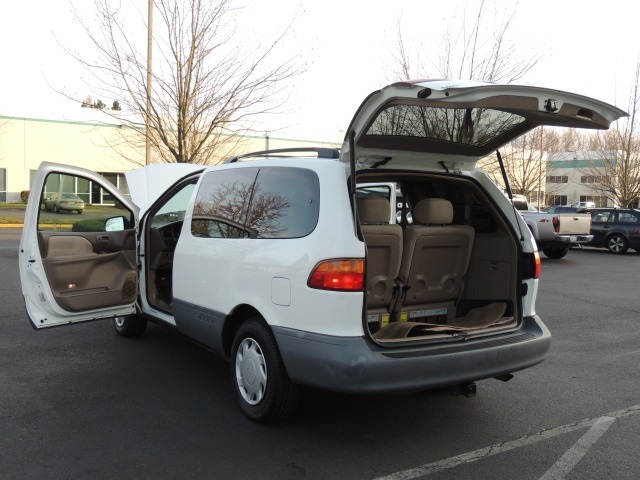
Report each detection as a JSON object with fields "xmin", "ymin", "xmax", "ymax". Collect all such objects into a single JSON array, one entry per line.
[
  {"xmin": 246, "ymin": 167, "xmax": 320, "ymax": 239},
  {"xmin": 366, "ymin": 106, "xmax": 526, "ymax": 147}
]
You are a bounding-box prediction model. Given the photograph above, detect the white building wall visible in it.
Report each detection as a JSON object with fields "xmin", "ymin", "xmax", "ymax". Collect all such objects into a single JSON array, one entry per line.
[{"xmin": 0, "ymin": 116, "xmax": 340, "ymax": 203}]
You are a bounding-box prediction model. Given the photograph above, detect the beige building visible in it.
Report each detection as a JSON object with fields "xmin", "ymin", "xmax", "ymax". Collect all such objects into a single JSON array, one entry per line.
[
  {"xmin": 0, "ymin": 115, "xmax": 340, "ymax": 203},
  {"xmin": 545, "ymin": 151, "xmax": 614, "ymax": 207}
]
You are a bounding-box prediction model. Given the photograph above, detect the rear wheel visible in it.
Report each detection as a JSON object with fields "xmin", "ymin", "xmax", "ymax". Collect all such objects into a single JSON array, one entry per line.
[
  {"xmin": 230, "ymin": 318, "xmax": 300, "ymax": 423},
  {"xmin": 77, "ymin": 209, "xmax": 83, "ymax": 214},
  {"xmin": 54, "ymin": 205, "xmax": 60, "ymax": 213},
  {"xmin": 542, "ymin": 247, "xmax": 569, "ymax": 259},
  {"xmin": 113, "ymin": 315, "xmax": 147, "ymax": 337},
  {"xmin": 606, "ymin": 234, "xmax": 628, "ymax": 254}
]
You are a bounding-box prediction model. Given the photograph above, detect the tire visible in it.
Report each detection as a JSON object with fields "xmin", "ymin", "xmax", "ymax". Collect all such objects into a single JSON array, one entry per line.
[
  {"xmin": 606, "ymin": 234, "xmax": 628, "ymax": 254},
  {"xmin": 77, "ymin": 210, "xmax": 83, "ymax": 214},
  {"xmin": 113, "ymin": 315, "xmax": 147, "ymax": 337},
  {"xmin": 634, "ymin": 248, "xmax": 640, "ymax": 254},
  {"xmin": 230, "ymin": 318, "xmax": 300, "ymax": 423},
  {"xmin": 542, "ymin": 247, "xmax": 569, "ymax": 259},
  {"xmin": 54, "ymin": 205, "xmax": 60, "ymax": 213}
]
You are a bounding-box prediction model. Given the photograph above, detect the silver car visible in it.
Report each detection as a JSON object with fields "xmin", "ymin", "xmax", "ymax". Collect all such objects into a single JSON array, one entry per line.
[{"xmin": 44, "ymin": 193, "xmax": 85, "ymax": 214}]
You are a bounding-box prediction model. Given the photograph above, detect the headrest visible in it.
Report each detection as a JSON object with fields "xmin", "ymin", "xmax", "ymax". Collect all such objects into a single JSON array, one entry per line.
[
  {"xmin": 356, "ymin": 196, "xmax": 391, "ymax": 224},
  {"xmin": 413, "ymin": 198, "xmax": 453, "ymax": 225}
]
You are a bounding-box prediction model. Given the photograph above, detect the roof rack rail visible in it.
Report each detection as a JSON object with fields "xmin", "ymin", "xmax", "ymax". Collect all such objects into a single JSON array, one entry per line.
[{"xmin": 224, "ymin": 147, "xmax": 340, "ymax": 163}]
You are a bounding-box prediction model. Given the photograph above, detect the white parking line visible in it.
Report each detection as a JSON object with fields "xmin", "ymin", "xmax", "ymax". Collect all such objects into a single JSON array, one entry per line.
[
  {"xmin": 373, "ymin": 404, "xmax": 640, "ymax": 480},
  {"xmin": 538, "ymin": 416, "xmax": 615, "ymax": 480}
]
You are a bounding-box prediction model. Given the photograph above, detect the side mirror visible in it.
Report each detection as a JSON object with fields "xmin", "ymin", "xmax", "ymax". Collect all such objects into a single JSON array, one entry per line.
[{"xmin": 105, "ymin": 216, "xmax": 128, "ymax": 232}]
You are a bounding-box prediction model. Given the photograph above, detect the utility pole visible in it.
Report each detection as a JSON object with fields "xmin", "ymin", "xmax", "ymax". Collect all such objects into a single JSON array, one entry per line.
[{"xmin": 145, "ymin": 0, "xmax": 153, "ymax": 165}]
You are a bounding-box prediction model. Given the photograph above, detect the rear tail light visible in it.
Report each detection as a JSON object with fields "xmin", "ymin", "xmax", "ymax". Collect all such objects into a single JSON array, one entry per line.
[
  {"xmin": 522, "ymin": 251, "xmax": 541, "ymax": 280},
  {"xmin": 308, "ymin": 259, "xmax": 365, "ymax": 291},
  {"xmin": 552, "ymin": 216, "xmax": 560, "ymax": 233}
]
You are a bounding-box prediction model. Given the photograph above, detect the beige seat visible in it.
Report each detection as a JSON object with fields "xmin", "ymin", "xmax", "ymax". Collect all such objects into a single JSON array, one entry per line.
[
  {"xmin": 396, "ymin": 198, "xmax": 475, "ymax": 320},
  {"xmin": 356, "ymin": 196, "xmax": 402, "ymax": 321}
]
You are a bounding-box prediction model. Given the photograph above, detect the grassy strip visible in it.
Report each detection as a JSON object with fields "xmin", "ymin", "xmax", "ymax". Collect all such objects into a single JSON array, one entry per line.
[
  {"xmin": 0, "ymin": 203, "xmax": 108, "ymax": 210},
  {"xmin": 0, "ymin": 215, "xmax": 81, "ymax": 227},
  {"xmin": 0, "ymin": 203, "xmax": 27, "ymax": 209}
]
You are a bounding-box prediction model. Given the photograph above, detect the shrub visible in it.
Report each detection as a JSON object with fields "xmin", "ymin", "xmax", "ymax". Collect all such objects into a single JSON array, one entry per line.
[
  {"xmin": 71, "ymin": 218, "xmax": 108, "ymax": 232},
  {"xmin": 20, "ymin": 191, "xmax": 30, "ymax": 203}
]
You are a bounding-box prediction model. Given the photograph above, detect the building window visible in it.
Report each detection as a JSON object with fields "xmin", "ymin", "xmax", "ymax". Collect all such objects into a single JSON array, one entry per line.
[
  {"xmin": 547, "ymin": 195, "xmax": 567, "ymax": 206},
  {"xmin": 95, "ymin": 172, "xmax": 128, "ymax": 204},
  {"xmin": 0, "ymin": 168, "xmax": 6, "ymax": 202},
  {"xmin": 580, "ymin": 175, "xmax": 607, "ymax": 183},
  {"xmin": 546, "ymin": 175, "xmax": 568, "ymax": 183}
]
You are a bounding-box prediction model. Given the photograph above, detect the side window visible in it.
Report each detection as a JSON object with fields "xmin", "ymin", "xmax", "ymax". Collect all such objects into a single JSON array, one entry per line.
[
  {"xmin": 245, "ymin": 167, "xmax": 320, "ymax": 239},
  {"xmin": 356, "ymin": 185, "xmax": 392, "ymax": 202},
  {"xmin": 151, "ymin": 183, "xmax": 196, "ymax": 228},
  {"xmin": 39, "ymin": 173, "xmax": 133, "ymax": 232},
  {"xmin": 591, "ymin": 211, "xmax": 612, "ymax": 223},
  {"xmin": 618, "ymin": 212, "xmax": 639, "ymax": 223},
  {"xmin": 191, "ymin": 168, "xmax": 259, "ymax": 238}
]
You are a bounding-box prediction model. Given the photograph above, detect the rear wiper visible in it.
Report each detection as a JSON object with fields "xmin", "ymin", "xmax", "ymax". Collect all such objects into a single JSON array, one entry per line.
[
  {"xmin": 371, "ymin": 156, "xmax": 392, "ymax": 168},
  {"xmin": 438, "ymin": 161, "xmax": 449, "ymax": 173}
]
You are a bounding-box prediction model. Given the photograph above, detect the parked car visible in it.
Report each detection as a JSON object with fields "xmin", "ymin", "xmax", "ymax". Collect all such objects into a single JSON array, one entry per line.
[
  {"xmin": 513, "ymin": 196, "xmax": 593, "ymax": 259},
  {"xmin": 43, "ymin": 192, "xmax": 85, "ymax": 213},
  {"xmin": 577, "ymin": 207, "xmax": 640, "ymax": 253},
  {"xmin": 571, "ymin": 201, "xmax": 595, "ymax": 208},
  {"xmin": 19, "ymin": 80, "xmax": 627, "ymax": 422}
]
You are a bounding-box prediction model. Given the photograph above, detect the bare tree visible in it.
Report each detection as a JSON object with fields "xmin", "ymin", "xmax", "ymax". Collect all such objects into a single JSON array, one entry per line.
[
  {"xmin": 579, "ymin": 60, "xmax": 640, "ymax": 208},
  {"xmin": 388, "ymin": 1, "xmax": 548, "ymax": 199},
  {"xmin": 65, "ymin": 0, "xmax": 304, "ymax": 165},
  {"xmin": 478, "ymin": 127, "xmax": 561, "ymax": 208},
  {"xmin": 388, "ymin": 0, "xmax": 542, "ymax": 84}
]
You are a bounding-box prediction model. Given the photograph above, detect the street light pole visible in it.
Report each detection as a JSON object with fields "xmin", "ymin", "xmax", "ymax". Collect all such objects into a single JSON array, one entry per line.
[{"xmin": 146, "ymin": 0, "xmax": 153, "ymax": 165}]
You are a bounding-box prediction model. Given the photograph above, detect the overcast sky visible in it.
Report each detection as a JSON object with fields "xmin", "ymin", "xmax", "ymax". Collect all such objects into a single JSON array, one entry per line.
[{"xmin": 2, "ymin": 0, "xmax": 639, "ymax": 142}]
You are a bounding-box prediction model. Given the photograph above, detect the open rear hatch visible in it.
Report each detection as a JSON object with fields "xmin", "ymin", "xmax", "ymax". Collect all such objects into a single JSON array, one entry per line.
[
  {"xmin": 341, "ymin": 79, "xmax": 627, "ymax": 171},
  {"xmin": 345, "ymin": 80, "xmax": 626, "ymax": 343}
]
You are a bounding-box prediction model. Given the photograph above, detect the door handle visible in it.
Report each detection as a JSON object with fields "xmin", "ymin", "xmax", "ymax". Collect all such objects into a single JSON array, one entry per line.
[{"xmin": 97, "ymin": 235, "xmax": 109, "ymax": 244}]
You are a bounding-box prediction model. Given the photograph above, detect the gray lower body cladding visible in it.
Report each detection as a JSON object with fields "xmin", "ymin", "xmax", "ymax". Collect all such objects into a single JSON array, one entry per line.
[{"xmin": 274, "ymin": 315, "xmax": 550, "ymax": 393}]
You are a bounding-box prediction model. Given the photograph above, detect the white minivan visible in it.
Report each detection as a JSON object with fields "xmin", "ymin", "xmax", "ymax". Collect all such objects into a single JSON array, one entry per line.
[{"xmin": 20, "ymin": 80, "xmax": 626, "ymax": 422}]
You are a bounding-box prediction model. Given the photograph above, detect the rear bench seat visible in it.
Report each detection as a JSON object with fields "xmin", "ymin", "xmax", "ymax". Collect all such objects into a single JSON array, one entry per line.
[
  {"xmin": 395, "ymin": 198, "xmax": 475, "ymax": 322},
  {"xmin": 357, "ymin": 196, "xmax": 402, "ymax": 327}
]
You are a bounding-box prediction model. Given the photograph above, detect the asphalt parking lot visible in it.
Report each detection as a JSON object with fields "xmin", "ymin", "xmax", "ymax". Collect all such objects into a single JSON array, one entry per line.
[{"xmin": 2, "ymin": 228, "xmax": 639, "ymax": 479}]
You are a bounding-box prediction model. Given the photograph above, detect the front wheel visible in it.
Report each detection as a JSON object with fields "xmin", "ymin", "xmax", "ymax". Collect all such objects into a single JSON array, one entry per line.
[
  {"xmin": 606, "ymin": 234, "xmax": 628, "ymax": 254},
  {"xmin": 542, "ymin": 247, "xmax": 570, "ymax": 259},
  {"xmin": 113, "ymin": 315, "xmax": 147, "ymax": 337},
  {"xmin": 230, "ymin": 318, "xmax": 300, "ymax": 423}
]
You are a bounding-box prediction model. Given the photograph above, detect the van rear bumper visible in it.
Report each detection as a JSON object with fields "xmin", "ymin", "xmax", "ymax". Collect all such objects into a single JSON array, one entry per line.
[{"xmin": 274, "ymin": 315, "xmax": 550, "ymax": 393}]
